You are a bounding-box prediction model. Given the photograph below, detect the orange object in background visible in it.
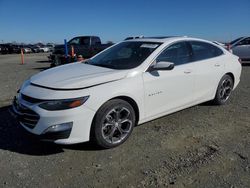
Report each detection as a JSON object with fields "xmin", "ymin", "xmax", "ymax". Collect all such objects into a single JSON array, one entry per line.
[
  {"xmin": 21, "ymin": 48, "xmax": 24, "ymax": 64},
  {"xmin": 71, "ymin": 45, "xmax": 75, "ymax": 57}
]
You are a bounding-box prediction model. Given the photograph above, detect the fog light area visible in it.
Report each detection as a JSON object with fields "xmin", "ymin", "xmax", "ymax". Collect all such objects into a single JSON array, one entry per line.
[{"xmin": 43, "ymin": 122, "xmax": 73, "ymax": 134}]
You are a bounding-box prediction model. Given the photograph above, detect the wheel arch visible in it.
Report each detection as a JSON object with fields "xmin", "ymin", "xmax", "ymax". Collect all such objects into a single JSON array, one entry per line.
[
  {"xmin": 110, "ymin": 96, "xmax": 140, "ymax": 125},
  {"xmin": 225, "ymin": 72, "xmax": 235, "ymax": 85},
  {"xmin": 89, "ymin": 95, "xmax": 140, "ymax": 143},
  {"xmin": 212, "ymin": 72, "xmax": 235, "ymax": 101}
]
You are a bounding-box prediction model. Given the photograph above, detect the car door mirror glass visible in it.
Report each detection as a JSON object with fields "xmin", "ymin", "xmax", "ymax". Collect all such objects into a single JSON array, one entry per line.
[{"xmin": 151, "ymin": 61, "xmax": 175, "ymax": 71}]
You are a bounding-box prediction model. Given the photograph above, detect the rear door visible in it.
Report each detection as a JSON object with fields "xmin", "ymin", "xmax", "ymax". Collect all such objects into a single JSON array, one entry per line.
[
  {"xmin": 90, "ymin": 37, "xmax": 102, "ymax": 56},
  {"xmin": 232, "ymin": 37, "xmax": 250, "ymax": 60},
  {"xmin": 189, "ymin": 41, "xmax": 225, "ymax": 102}
]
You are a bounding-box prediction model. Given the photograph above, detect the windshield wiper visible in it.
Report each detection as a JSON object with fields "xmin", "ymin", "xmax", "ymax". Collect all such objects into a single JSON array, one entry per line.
[
  {"xmin": 93, "ymin": 64, "xmax": 115, "ymax": 69},
  {"xmin": 84, "ymin": 60, "xmax": 91, "ymax": 64},
  {"xmin": 83, "ymin": 60, "xmax": 115, "ymax": 69}
]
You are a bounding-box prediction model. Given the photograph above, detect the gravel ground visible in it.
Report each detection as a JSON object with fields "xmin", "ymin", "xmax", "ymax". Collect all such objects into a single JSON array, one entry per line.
[{"xmin": 0, "ymin": 53, "xmax": 249, "ymax": 188}]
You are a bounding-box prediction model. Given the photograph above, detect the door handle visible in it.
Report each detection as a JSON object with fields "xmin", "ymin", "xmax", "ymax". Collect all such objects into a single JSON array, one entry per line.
[
  {"xmin": 184, "ymin": 70, "xmax": 192, "ymax": 74},
  {"xmin": 214, "ymin": 63, "xmax": 220, "ymax": 67}
]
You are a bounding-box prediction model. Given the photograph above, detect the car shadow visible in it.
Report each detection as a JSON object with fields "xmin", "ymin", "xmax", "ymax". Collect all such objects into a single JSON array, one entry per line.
[
  {"xmin": 32, "ymin": 67, "xmax": 50, "ymax": 71},
  {"xmin": 0, "ymin": 105, "xmax": 64, "ymax": 155},
  {"xmin": 62, "ymin": 142, "xmax": 105, "ymax": 151},
  {"xmin": 36, "ymin": 60, "xmax": 51, "ymax": 63},
  {"xmin": 199, "ymin": 101, "xmax": 214, "ymax": 106},
  {"xmin": 0, "ymin": 105, "xmax": 102, "ymax": 156}
]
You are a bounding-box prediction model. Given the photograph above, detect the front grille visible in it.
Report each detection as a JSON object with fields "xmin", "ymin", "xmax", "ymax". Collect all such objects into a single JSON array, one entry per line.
[{"xmin": 12, "ymin": 97, "xmax": 40, "ymax": 129}]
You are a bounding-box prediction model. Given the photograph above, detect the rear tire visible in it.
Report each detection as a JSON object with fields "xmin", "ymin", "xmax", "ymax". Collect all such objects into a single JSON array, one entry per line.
[
  {"xmin": 212, "ymin": 74, "xmax": 234, "ymax": 105},
  {"xmin": 91, "ymin": 99, "xmax": 135, "ymax": 149}
]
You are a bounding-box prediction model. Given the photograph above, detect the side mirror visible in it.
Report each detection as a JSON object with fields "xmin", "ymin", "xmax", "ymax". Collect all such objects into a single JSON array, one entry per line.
[{"xmin": 149, "ymin": 61, "xmax": 175, "ymax": 71}]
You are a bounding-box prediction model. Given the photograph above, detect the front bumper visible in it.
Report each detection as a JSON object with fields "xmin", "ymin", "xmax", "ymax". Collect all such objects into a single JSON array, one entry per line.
[{"xmin": 10, "ymin": 95, "xmax": 96, "ymax": 144}]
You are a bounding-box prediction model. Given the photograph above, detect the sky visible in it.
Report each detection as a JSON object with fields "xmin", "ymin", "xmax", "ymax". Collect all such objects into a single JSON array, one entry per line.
[{"xmin": 0, "ymin": 0, "xmax": 249, "ymax": 44}]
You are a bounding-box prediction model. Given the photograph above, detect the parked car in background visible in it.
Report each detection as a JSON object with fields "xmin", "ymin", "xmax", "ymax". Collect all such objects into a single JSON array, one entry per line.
[
  {"xmin": 0, "ymin": 44, "xmax": 9, "ymax": 54},
  {"xmin": 12, "ymin": 45, "xmax": 22, "ymax": 53},
  {"xmin": 39, "ymin": 46, "xmax": 50, "ymax": 53},
  {"xmin": 2, "ymin": 44, "xmax": 21, "ymax": 54},
  {"xmin": 30, "ymin": 45, "xmax": 41, "ymax": 53},
  {"xmin": 124, "ymin": 35, "xmax": 144, "ymax": 40},
  {"xmin": 22, "ymin": 46, "xmax": 32, "ymax": 53},
  {"xmin": 0, "ymin": 43, "xmax": 57, "ymax": 54},
  {"xmin": 228, "ymin": 37, "xmax": 250, "ymax": 61},
  {"xmin": 11, "ymin": 36, "xmax": 241, "ymax": 148},
  {"xmin": 50, "ymin": 36, "xmax": 113, "ymax": 67},
  {"xmin": 46, "ymin": 43, "xmax": 55, "ymax": 52}
]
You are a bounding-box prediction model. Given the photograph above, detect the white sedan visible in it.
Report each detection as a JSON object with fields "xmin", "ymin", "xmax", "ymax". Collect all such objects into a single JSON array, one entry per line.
[
  {"xmin": 23, "ymin": 47, "xmax": 32, "ymax": 53},
  {"xmin": 11, "ymin": 37, "xmax": 241, "ymax": 148},
  {"xmin": 39, "ymin": 46, "xmax": 50, "ymax": 52}
]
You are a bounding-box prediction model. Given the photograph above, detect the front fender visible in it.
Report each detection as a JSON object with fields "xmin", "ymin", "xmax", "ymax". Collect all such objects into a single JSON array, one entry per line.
[{"xmin": 84, "ymin": 75, "xmax": 145, "ymax": 122}]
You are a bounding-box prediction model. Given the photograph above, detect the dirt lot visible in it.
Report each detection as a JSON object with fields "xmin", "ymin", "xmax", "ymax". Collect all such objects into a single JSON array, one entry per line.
[{"xmin": 0, "ymin": 53, "xmax": 249, "ymax": 188}]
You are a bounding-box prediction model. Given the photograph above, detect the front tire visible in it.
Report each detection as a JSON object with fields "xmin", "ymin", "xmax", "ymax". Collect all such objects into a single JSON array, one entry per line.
[
  {"xmin": 212, "ymin": 74, "xmax": 234, "ymax": 105},
  {"xmin": 54, "ymin": 56, "xmax": 61, "ymax": 66},
  {"xmin": 91, "ymin": 99, "xmax": 136, "ymax": 149}
]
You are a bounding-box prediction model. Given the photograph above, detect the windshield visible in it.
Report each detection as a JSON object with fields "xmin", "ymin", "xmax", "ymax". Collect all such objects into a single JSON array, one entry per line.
[
  {"xmin": 68, "ymin": 37, "xmax": 90, "ymax": 45},
  {"xmin": 230, "ymin": 37, "xmax": 244, "ymax": 45},
  {"xmin": 86, "ymin": 41, "xmax": 161, "ymax": 70}
]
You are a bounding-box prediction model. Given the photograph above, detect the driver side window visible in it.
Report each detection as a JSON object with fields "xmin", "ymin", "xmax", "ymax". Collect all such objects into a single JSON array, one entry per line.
[{"xmin": 156, "ymin": 42, "xmax": 192, "ymax": 66}]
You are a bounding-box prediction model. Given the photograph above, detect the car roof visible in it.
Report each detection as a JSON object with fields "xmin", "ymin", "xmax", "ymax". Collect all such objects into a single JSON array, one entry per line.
[{"xmin": 125, "ymin": 36, "xmax": 211, "ymax": 44}]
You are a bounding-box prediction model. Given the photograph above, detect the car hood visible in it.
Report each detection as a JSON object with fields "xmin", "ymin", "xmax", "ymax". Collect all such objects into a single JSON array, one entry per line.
[{"xmin": 30, "ymin": 63, "xmax": 128, "ymax": 90}]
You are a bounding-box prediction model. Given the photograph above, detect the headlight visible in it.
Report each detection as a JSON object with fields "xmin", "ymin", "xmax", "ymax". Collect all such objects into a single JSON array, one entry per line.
[{"xmin": 39, "ymin": 96, "xmax": 89, "ymax": 111}]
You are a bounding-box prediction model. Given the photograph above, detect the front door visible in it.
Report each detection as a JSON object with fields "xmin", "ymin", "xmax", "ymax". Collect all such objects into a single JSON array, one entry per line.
[{"xmin": 143, "ymin": 42, "xmax": 195, "ymax": 118}]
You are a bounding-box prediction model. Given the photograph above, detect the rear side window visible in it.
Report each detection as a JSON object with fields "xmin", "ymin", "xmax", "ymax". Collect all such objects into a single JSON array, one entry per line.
[
  {"xmin": 190, "ymin": 41, "xmax": 223, "ymax": 61},
  {"xmin": 92, "ymin": 37, "xmax": 101, "ymax": 45},
  {"xmin": 80, "ymin": 37, "xmax": 90, "ymax": 45},
  {"xmin": 156, "ymin": 42, "xmax": 192, "ymax": 66}
]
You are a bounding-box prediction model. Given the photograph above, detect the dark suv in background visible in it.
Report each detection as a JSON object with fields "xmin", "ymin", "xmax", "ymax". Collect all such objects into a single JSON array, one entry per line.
[{"xmin": 50, "ymin": 36, "xmax": 113, "ymax": 66}]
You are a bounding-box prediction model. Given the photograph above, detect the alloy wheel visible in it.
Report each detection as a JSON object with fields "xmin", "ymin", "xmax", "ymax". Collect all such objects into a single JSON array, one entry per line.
[
  {"xmin": 101, "ymin": 107, "xmax": 133, "ymax": 144},
  {"xmin": 219, "ymin": 78, "xmax": 233, "ymax": 102}
]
